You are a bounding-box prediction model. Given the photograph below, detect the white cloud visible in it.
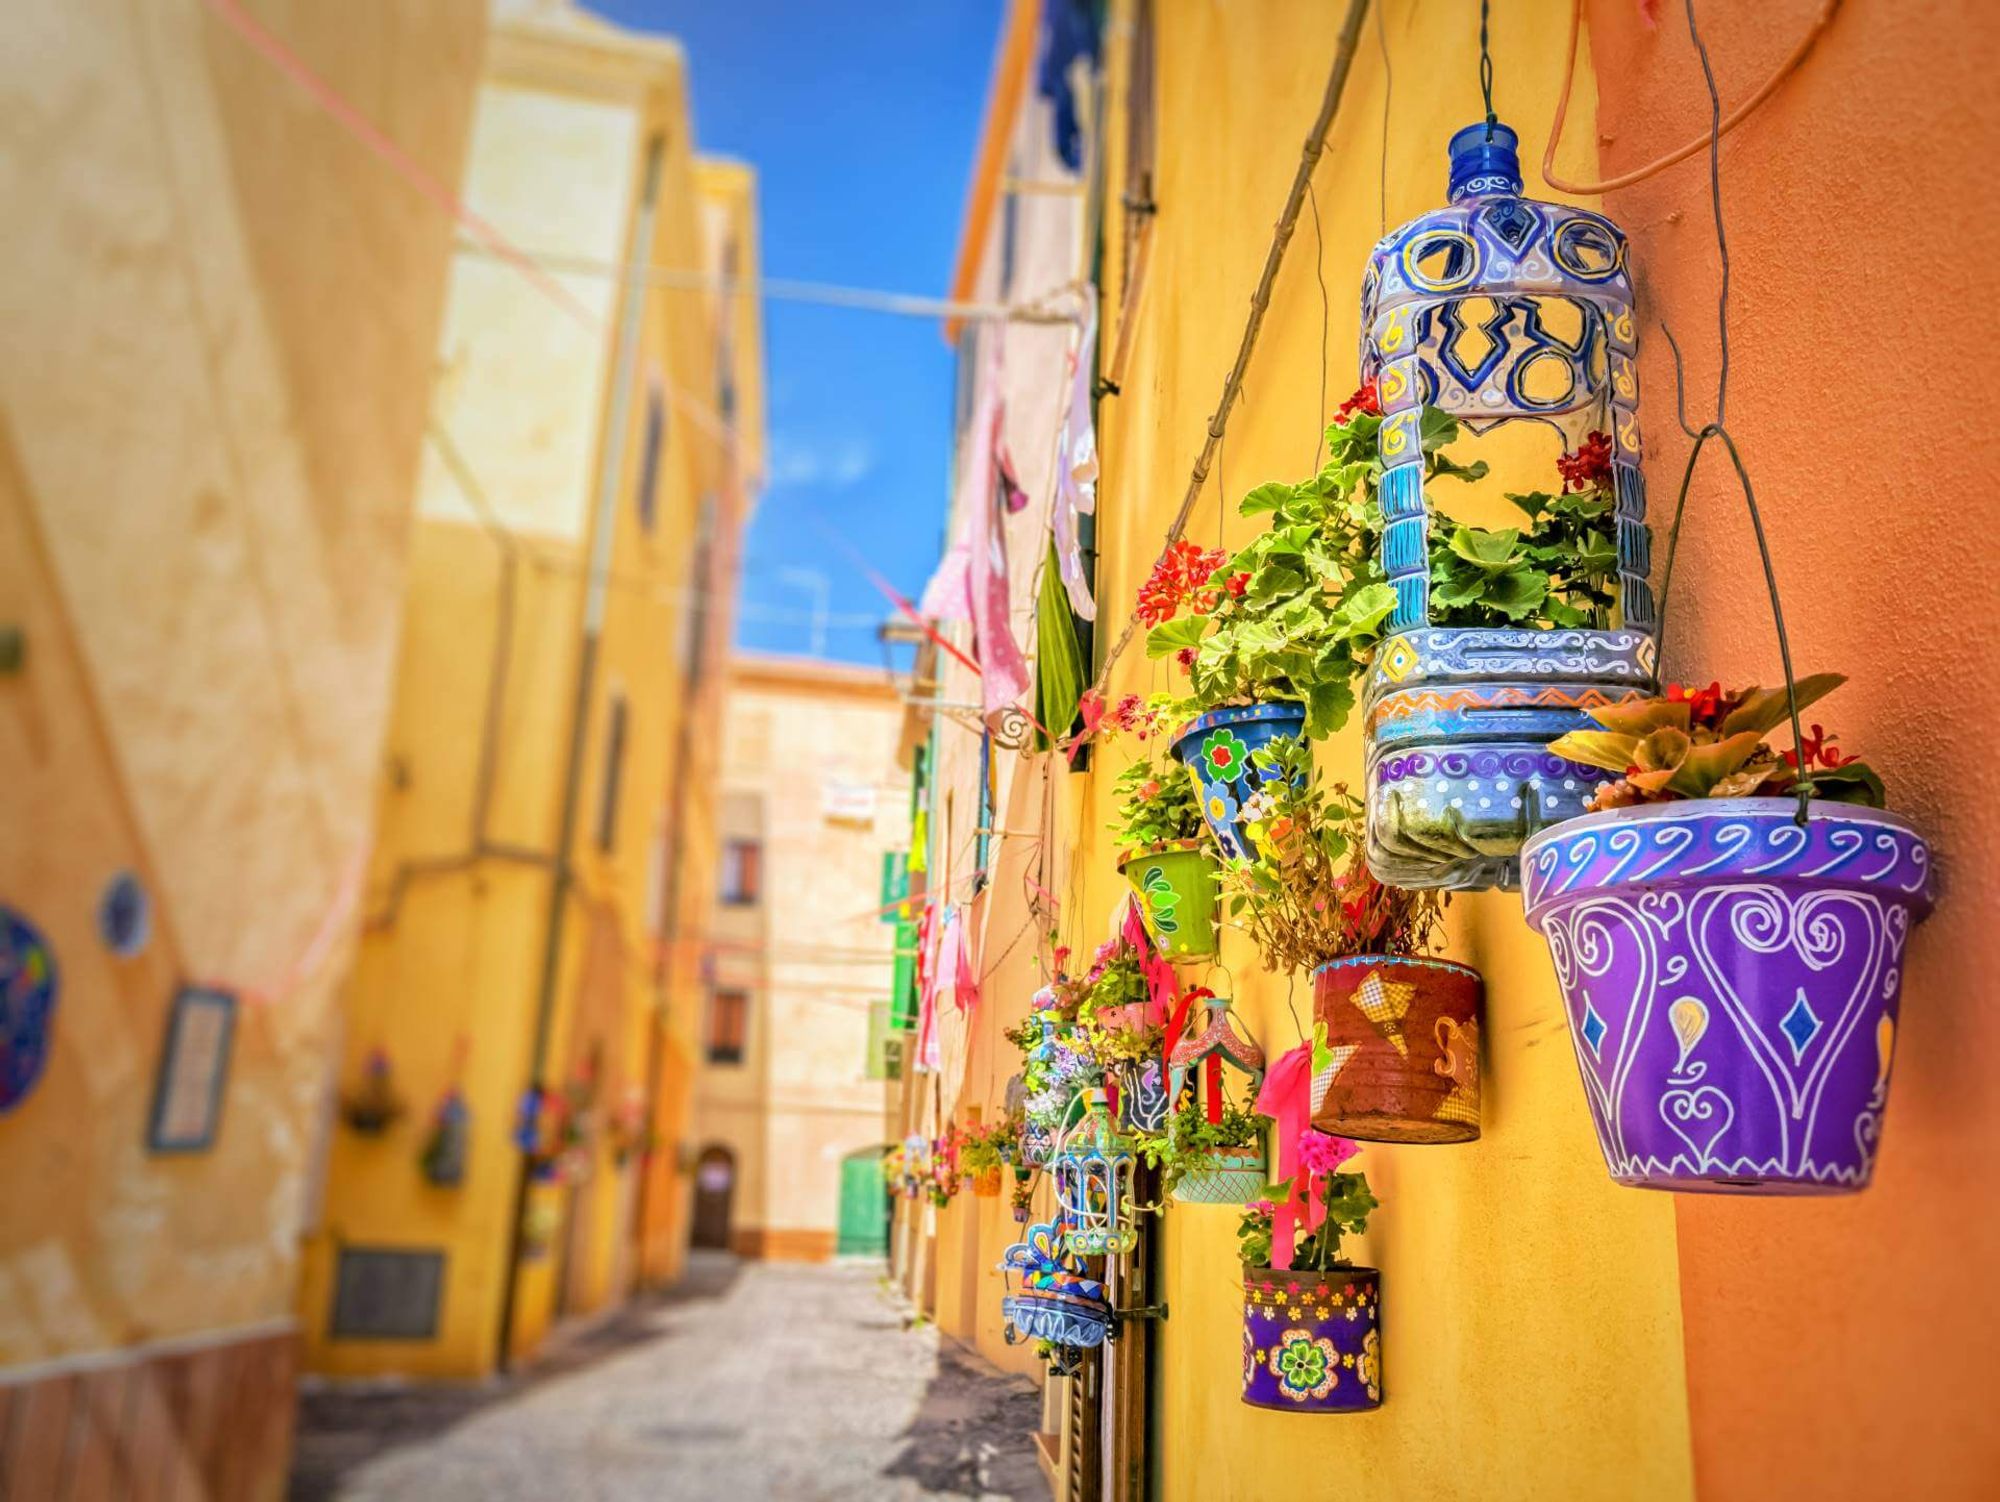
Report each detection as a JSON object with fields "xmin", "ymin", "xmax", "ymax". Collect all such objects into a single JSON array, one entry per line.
[{"xmin": 767, "ymin": 433, "xmax": 874, "ymax": 490}]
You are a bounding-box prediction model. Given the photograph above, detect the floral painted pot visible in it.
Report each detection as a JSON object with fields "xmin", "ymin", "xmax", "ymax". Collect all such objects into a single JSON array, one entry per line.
[
  {"xmin": 1242, "ymin": 1265, "xmax": 1382, "ymax": 1412},
  {"xmin": 1118, "ymin": 841, "xmax": 1220, "ymax": 958},
  {"xmin": 1522, "ymin": 800, "xmax": 1934, "ymax": 1193},
  {"xmin": 1311, "ymin": 955, "xmax": 1483, "ymax": 1144},
  {"xmin": 1363, "ymin": 627, "xmax": 1655, "ymax": 892},
  {"xmin": 1173, "ymin": 1146, "xmax": 1266, "ymax": 1206},
  {"xmin": 1170, "ymin": 703, "xmax": 1307, "ymax": 863}
]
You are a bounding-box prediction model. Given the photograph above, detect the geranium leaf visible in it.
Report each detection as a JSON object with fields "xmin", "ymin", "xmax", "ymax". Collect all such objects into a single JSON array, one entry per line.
[
  {"xmin": 1447, "ymin": 525, "xmax": 1522, "ymax": 571},
  {"xmin": 1480, "ymin": 569, "xmax": 1549, "ymax": 618},
  {"xmin": 1145, "ymin": 617, "xmax": 1208, "ymax": 655},
  {"xmin": 1239, "ymin": 482, "xmax": 1295, "ymax": 516}
]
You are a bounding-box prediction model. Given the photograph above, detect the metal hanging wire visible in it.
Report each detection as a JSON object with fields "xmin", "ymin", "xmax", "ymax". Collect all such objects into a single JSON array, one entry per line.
[
  {"xmin": 1651, "ymin": 0, "xmax": 1817, "ymax": 824},
  {"xmin": 1478, "ymin": 0, "xmax": 1498, "ymax": 140}
]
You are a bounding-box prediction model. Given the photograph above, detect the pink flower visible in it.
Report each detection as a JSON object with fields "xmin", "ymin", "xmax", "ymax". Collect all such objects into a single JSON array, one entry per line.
[
  {"xmin": 1297, "ymin": 1131, "xmax": 1359, "ymax": 1174},
  {"xmin": 1250, "ymin": 1200, "xmax": 1275, "ymax": 1216}
]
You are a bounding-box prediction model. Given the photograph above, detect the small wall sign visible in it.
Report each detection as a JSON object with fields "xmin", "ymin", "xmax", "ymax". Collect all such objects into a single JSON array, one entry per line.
[
  {"xmin": 1, "ymin": 906, "xmax": 58, "ymax": 1115},
  {"xmin": 147, "ymin": 986, "xmax": 236, "ymax": 1153}
]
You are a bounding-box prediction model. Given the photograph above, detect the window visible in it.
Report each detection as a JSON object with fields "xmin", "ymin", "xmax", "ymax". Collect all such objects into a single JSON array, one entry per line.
[
  {"xmin": 865, "ymin": 1000, "xmax": 900, "ymax": 1081},
  {"xmin": 973, "ymin": 731, "xmax": 994, "ymax": 891},
  {"xmin": 706, "ymin": 989, "xmax": 749, "ymax": 1066},
  {"xmin": 720, "ymin": 838, "xmax": 762, "ymax": 906},
  {"xmin": 681, "ymin": 492, "xmax": 719, "ymax": 687},
  {"xmin": 635, "ymin": 381, "xmax": 666, "ymax": 533},
  {"xmin": 595, "ymin": 693, "xmax": 628, "ymax": 853}
]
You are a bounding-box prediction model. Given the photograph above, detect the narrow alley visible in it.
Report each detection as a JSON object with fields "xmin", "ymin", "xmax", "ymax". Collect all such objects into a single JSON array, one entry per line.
[{"xmin": 291, "ymin": 1255, "xmax": 1047, "ymax": 1501}]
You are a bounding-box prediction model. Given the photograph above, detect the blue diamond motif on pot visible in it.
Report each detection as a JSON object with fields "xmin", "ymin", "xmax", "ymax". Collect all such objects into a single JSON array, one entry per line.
[
  {"xmin": 1781, "ymin": 991, "xmax": 1822, "ymax": 1062},
  {"xmin": 1580, "ymin": 1001, "xmax": 1608, "ymax": 1057}
]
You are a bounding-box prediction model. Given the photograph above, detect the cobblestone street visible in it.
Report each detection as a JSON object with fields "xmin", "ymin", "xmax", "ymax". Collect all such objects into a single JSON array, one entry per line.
[{"xmin": 291, "ymin": 1255, "xmax": 1047, "ymax": 1502}]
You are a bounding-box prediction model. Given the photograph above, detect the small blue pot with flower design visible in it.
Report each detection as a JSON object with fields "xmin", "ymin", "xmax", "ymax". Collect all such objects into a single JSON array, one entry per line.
[{"xmin": 1170, "ymin": 704, "xmax": 1307, "ymax": 863}]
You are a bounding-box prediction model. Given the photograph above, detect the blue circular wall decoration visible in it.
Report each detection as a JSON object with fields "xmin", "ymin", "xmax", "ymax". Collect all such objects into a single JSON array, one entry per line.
[
  {"xmin": 98, "ymin": 870, "xmax": 151, "ymax": 957},
  {"xmin": 1, "ymin": 907, "xmax": 59, "ymax": 1115}
]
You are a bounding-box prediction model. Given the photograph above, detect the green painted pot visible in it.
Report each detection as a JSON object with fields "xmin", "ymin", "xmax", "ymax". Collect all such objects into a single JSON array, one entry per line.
[{"xmin": 1118, "ymin": 841, "xmax": 1220, "ymax": 959}]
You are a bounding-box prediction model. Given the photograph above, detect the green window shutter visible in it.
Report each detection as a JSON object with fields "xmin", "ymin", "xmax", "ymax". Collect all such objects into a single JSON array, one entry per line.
[
  {"xmin": 888, "ymin": 919, "xmax": 919, "ymax": 1029},
  {"xmin": 865, "ymin": 1000, "xmax": 891, "ymax": 1080},
  {"xmin": 878, "ymin": 850, "xmax": 909, "ymax": 919}
]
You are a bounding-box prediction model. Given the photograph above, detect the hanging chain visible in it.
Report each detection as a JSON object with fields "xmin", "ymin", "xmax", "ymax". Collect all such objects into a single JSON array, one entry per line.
[{"xmin": 1479, "ymin": 0, "xmax": 1498, "ymax": 139}]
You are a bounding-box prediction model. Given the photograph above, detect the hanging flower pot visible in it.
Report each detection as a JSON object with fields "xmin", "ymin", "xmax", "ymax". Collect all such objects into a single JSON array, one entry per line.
[
  {"xmin": 1115, "ymin": 1056, "xmax": 1172, "ymax": 1135},
  {"xmin": 969, "ymin": 1165, "xmax": 1003, "ymax": 1198},
  {"xmin": 1170, "ymin": 703, "xmax": 1307, "ymax": 862},
  {"xmin": 1000, "ymin": 1221, "xmax": 1113, "ymax": 1377},
  {"xmin": 1524, "ymin": 798, "xmax": 1932, "ymax": 1192},
  {"xmin": 1242, "ymin": 1267, "xmax": 1383, "ymax": 1413},
  {"xmin": 1174, "ymin": 1146, "xmax": 1267, "ymax": 1205},
  {"xmin": 1312, "ymin": 956, "xmax": 1483, "ymax": 1144},
  {"xmin": 340, "ymin": 1049, "xmax": 405, "ymax": 1135},
  {"xmin": 1360, "ymin": 122, "xmax": 1658, "ymax": 892},
  {"xmin": 1117, "ymin": 841, "xmax": 1220, "ymax": 958},
  {"xmin": 1161, "ymin": 996, "xmax": 1268, "ymax": 1204}
]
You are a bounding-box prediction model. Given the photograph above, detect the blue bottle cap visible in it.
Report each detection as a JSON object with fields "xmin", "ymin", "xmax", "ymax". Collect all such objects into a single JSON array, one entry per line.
[{"xmin": 1447, "ymin": 120, "xmax": 1524, "ymax": 200}]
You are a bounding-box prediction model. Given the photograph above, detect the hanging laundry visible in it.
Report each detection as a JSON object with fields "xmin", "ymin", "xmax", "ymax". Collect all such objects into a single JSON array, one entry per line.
[
  {"xmin": 918, "ymin": 377, "xmax": 1032, "ymax": 720},
  {"xmin": 913, "ymin": 903, "xmax": 946, "ymax": 1072},
  {"xmin": 1036, "ymin": 0, "xmax": 1104, "ymax": 173},
  {"xmin": 949, "ymin": 908, "xmax": 980, "ymax": 1015},
  {"xmin": 1051, "ymin": 288, "xmax": 1099, "ymax": 620}
]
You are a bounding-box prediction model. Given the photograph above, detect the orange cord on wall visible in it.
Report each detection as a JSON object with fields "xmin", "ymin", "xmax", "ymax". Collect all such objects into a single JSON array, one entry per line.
[{"xmin": 1541, "ymin": 0, "xmax": 1843, "ymax": 194}]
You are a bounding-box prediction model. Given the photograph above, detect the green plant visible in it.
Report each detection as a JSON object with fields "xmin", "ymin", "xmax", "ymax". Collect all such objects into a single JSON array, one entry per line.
[
  {"xmin": 1548, "ymin": 673, "xmax": 1887, "ymax": 811},
  {"xmin": 1109, "ymin": 756, "xmax": 1207, "ymax": 856},
  {"xmin": 1137, "ymin": 394, "xmax": 1642, "ymax": 744},
  {"xmin": 1139, "ymin": 389, "xmax": 1484, "ymax": 738},
  {"xmin": 1073, "ymin": 936, "xmax": 1162, "ymax": 1066},
  {"xmin": 1236, "ymin": 1132, "xmax": 1377, "ymax": 1271},
  {"xmin": 1137, "ymin": 1098, "xmax": 1262, "ymax": 1195},
  {"xmin": 1426, "ymin": 428, "xmax": 1625, "ymax": 629},
  {"xmin": 958, "ymin": 1118, "xmax": 1018, "ymax": 1176},
  {"xmin": 1221, "ymin": 737, "xmax": 1445, "ymax": 973}
]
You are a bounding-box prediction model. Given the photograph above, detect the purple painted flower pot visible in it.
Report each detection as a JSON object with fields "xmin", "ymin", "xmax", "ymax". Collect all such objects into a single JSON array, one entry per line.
[
  {"xmin": 1170, "ymin": 703, "xmax": 1306, "ymax": 863},
  {"xmin": 1522, "ymin": 800, "xmax": 1933, "ymax": 1194},
  {"xmin": 1241, "ymin": 1266, "xmax": 1382, "ymax": 1412}
]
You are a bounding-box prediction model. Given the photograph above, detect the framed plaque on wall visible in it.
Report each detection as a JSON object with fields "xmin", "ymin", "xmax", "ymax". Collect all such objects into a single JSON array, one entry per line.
[{"xmin": 146, "ymin": 986, "xmax": 236, "ymax": 1153}]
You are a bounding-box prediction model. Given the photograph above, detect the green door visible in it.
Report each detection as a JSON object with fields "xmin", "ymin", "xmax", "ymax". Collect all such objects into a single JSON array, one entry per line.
[{"xmin": 836, "ymin": 1147, "xmax": 889, "ymax": 1257}]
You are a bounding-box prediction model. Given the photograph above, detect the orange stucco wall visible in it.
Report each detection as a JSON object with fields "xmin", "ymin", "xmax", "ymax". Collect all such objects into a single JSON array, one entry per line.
[{"xmin": 1586, "ymin": 1, "xmax": 2000, "ymax": 1495}]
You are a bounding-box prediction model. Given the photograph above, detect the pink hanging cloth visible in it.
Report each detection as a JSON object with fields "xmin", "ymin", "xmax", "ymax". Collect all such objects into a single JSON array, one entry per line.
[
  {"xmin": 1255, "ymin": 1033, "xmax": 1335, "ymax": 1272},
  {"xmin": 949, "ymin": 907, "xmax": 980, "ymax": 1014},
  {"xmin": 913, "ymin": 904, "xmax": 945, "ymax": 1072},
  {"xmin": 918, "ymin": 374, "xmax": 1032, "ymax": 720}
]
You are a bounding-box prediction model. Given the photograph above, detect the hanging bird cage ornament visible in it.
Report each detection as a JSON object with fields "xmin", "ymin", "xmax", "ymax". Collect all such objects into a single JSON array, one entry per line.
[
  {"xmin": 1360, "ymin": 121, "xmax": 1658, "ymax": 890},
  {"xmin": 998, "ymin": 1220, "xmax": 1113, "ymax": 1377},
  {"xmin": 1166, "ymin": 995, "xmax": 1270, "ymax": 1204},
  {"xmin": 1053, "ymin": 1088, "xmax": 1138, "ymax": 1257}
]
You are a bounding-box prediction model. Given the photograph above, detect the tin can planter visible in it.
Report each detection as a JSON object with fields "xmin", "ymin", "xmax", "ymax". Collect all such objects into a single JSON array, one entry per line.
[
  {"xmin": 1522, "ymin": 800, "xmax": 1934, "ymax": 1193},
  {"xmin": 1242, "ymin": 1266, "xmax": 1382, "ymax": 1412},
  {"xmin": 1171, "ymin": 703, "xmax": 1307, "ymax": 863},
  {"xmin": 969, "ymin": 1165, "xmax": 1003, "ymax": 1198},
  {"xmin": 1363, "ymin": 628, "xmax": 1654, "ymax": 892},
  {"xmin": 1118, "ymin": 841, "xmax": 1220, "ymax": 958},
  {"xmin": 1115, "ymin": 1058, "xmax": 1172, "ymax": 1136},
  {"xmin": 1174, "ymin": 1146, "xmax": 1267, "ymax": 1205},
  {"xmin": 1312, "ymin": 956, "xmax": 1483, "ymax": 1144}
]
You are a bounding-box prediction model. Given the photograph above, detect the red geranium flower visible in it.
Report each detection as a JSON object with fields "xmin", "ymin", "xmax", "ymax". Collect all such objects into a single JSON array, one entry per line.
[
  {"xmin": 1136, "ymin": 539, "xmax": 1228, "ymax": 626},
  {"xmin": 1336, "ymin": 381, "xmax": 1381, "ymax": 423},
  {"xmin": 1557, "ymin": 430, "xmax": 1615, "ymax": 493}
]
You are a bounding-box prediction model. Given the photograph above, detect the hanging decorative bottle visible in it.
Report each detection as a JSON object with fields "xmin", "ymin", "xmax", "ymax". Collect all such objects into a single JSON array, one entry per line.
[{"xmin": 1360, "ymin": 121, "xmax": 1657, "ymax": 889}]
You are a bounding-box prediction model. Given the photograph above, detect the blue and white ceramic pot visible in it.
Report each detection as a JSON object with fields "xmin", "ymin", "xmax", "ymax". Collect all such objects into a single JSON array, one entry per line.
[{"xmin": 1170, "ymin": 703, "xmax": 1307, "ymax": 863}]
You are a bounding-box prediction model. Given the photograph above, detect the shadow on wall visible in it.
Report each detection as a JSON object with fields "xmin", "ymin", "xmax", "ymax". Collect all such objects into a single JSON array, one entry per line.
[
  {"xmin": 288, "ymin": 1255, "xmax": 745, "ymax": 1501},
  {"xmin": 877, "ymin": 1336, "xmax": 1047, "ymax": 1501}
]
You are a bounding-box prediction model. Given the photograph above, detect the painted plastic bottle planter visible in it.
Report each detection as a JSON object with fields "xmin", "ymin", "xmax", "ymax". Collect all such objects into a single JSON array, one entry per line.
[
  {"xmin": 1054, "ymin": 1089, "xmax": 1138, "ymax": 1256},
  {"xmin": 1170, "ymin": 703, "xmax": 1306, "ymax": 863},
  {"xmin": 1118, "ymin": 841, "xmax": 1220, "ymax": 958},
  {"xmin": 1115, "ymin": 1057, "xmax": 1172, "ymax": 1136},
  {"xmin": 1242, "ymin": 1266, "xmax": 1382, "ymax": 1413},
  {"xmin": 1000, "ymin": 1221, "xmax": 1113, "ymax": 1376},
  {"xmin": 1521, "ymin": 800, "xmax": 1934, "ymax": 1193},
  {"xmin": 1361, "ymin": 122, "xmax": 1656, "ymax": 891},
  {"xmin": 1312, "ymin": 955, "xmax": 1483, "ymax": 1144},
  {"xmin": 1174, "ymin": 1147, "xmax": 1268, "ymax": 1206}
]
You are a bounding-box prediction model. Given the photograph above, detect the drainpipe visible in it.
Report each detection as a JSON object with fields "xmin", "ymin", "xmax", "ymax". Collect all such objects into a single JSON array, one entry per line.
[{"xmin": 496, "ymin": 135, "xmax": 665, "ymax": 1374}]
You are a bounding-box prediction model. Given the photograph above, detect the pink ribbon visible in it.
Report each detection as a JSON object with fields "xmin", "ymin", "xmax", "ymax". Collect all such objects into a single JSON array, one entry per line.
[{"xmin": 1255, "ymin": 1040, "xmax": 1327, "ymax": 1272}]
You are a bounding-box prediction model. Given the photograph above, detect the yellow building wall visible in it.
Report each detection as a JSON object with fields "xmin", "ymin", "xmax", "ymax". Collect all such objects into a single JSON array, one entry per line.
[
  {"xmin": 917, "ymin": 1, "xmax": 1698, "ymax": 1494},
  {"xmin": 299, "ymin": 4, "xmax": 762, "ymax": 1380},
  {"xmin": 0, "ymin": 0, "xmax": 485, "ymax": 1375}
]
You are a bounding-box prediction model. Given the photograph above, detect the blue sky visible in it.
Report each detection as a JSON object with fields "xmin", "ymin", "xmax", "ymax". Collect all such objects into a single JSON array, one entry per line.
[{"xmin": 588, "ymin": 0, "xmax": 1005, "ymax": 664}]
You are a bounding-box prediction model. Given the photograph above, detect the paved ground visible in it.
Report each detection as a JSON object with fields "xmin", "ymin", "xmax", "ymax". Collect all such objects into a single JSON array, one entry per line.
[{"xmin": 291, "ymin": 1254, "xmax": 1048, "ymax": 1502}]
